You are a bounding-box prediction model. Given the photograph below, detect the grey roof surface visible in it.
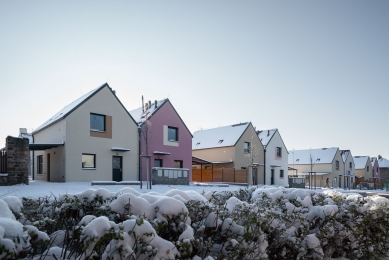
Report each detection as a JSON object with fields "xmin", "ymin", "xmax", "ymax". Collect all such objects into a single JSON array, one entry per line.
[
  {"xmin": 192, "ymin": 122, "xmax": 250, "ymax": 150},
  {"xmin": 353, "ymin": 156, "xmax": 369, "ymax": 169},
  {"xmin": 33, "ymin": 84, "xmax": 106, "ymax": 134},
  {"xmin": 378, "ymin": 158, "xmax": 389, "ymax": 168},
  {"xmin": 129, "ymin": 99, "xmax": 168, "ymax": 124},
  {"xmin": 288, "ymin": 148, "xmax": 338, "ymax": 165},
  {"xmin": 257, "ymin": 129, "xmax": 277, "ymax": 147}
]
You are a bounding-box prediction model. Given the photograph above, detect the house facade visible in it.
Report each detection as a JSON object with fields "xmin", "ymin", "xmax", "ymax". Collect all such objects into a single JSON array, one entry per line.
[
  {"xmin": 378, "ymin": 157, "xmax": 389, "ymax": 182},
  {"xmin": 32, "ymin": 83, "xmax": 139, "ymax": 182},
  {"xmin": 353, "ymin": 156, "xmax": 373, "ymax": 180},
  {"xmin": 288, "ymin": 148, "xmax": 345, "ymax": 188},
  {"xmin": 340, "ymin": 150, "xmax": 355, "ymax": 188},
  {"xmin": 192, "ymin": 122, "xmax": 264, "ymax": 184},
  {"xmin": 129, "ymin": 98, "xmax": 193, "ymax": 181},
  {"xmin": 257, "ymin": 129, "xmax": 288, "ymax": 186},
  {"xmin": 370, "ymin": 157, "xmax": 381, "ymax": 180}
]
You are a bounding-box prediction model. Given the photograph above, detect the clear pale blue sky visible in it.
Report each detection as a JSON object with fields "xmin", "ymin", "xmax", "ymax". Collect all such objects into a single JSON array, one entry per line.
[{"xmin": 1, "ymin": 1, "xmax": 388, "ymax": 157}]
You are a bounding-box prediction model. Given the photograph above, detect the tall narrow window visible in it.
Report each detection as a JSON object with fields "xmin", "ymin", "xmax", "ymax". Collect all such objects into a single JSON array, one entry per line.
[
  {"xmin": 244, "ymin": 142, "xmax": 250, "ymax": 154},
  {"xmin": 90, "ymin": 113, "xmax": 105, "ymax": 132},
  {"xmin": 82, "ymin": 154, "xmax": 96, "ymax": 168},
  {"xmin": 367, "ymin": 166, "xmax": 369, "ymax": 172},
  {"xmin": 37, "ymin": 155, "xmax": 43, "ymax": 174},
  {"xmin": 335, "ymin": 160, "xmax": 339, "ymax": 170},
  {"xmin": 349, "ymin": 162, "xmax": 352, "ymax": 169},
  {"xmin": 276, "ymin": 147, "xmax": 282, "ymax": 158},
  {"xmin": 280, "ymin": 169, "xmax": 284, "ymax": 178},
  {"xmin": 168, "ymin": 127, "xmax": 178, "ymax": 141}
]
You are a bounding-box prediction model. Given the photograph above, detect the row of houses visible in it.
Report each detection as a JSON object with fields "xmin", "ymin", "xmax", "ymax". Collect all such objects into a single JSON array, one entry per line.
[{"xmin": 6, "ymin": 83, "xmax": 389, "ymax": 188}]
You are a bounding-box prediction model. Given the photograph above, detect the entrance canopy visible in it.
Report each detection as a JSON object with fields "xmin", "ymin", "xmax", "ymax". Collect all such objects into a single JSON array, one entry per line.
[{"xmin": 29, "ymin": 143, "xmax": 64, "ymax": 151}]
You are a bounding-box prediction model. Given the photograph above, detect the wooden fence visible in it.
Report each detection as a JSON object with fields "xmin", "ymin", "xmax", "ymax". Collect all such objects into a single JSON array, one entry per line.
[
  {"xmin": 0, "ymin": 150, "xmax": 6, "ymax": 173},
  {"xmin": 355, "ymin": 178, "xmax": 383, "ymax": 190},
  {"xmin": 192, "ymin": 168, "xmax": 247, "ymax": 183}
]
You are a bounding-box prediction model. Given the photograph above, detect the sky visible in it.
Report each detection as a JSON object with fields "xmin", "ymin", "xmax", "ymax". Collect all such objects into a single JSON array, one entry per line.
[{"xmin": 0, "ymin": 1, "xmax": 388, "ymax": 158}]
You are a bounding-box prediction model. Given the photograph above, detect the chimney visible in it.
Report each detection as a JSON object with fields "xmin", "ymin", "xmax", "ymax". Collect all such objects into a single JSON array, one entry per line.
[
  {"xmin": 378, "ymin": 155, "xmax": 382, "ymax": 160},
  {"xmin": 142, "ymin": 95, "xmax": 144, "ymax": 112},
  {"xmin": 154, "ymin": 100, "xmax": 157, "ymax": 109},
  {"xmin": 112, "ymin": 90, "xmax": 116, "ymax": 95},
  {"xmin": 148, "ymin": 100, "xmax": 151, "ymax": 109},
  {"xmin": 267, "ymin": 130, "xmax": 270, "ymax": 136},
  {"xmin": 19, "ymin": 128, "xmax": 27, "ymax": 135}
]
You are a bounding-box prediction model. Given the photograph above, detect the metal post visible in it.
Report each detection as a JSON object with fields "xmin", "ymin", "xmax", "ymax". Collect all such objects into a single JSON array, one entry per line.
[{"xmin": 138, "ymin": 126, "xmax": 142, "ymax": 189}]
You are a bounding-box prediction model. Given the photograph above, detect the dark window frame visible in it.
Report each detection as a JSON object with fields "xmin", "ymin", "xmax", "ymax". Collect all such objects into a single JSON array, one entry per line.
[
  {"xmin": 349, "ymin": 162, "xmax": 352, "ymax": 169},
  {"xmin": 82, "ymin": 153, "xmax": 96, "ymax": 169},
  {"xmin": 168, "ymin": 126, "xmax": 178, "ymax": 142},
  {"xmin": 335, "ymin": 160, "xmax": 339, "ymax": 170},
  {"xmin": 37, "ymin": 155, "xmax": 43, "ymax": 175},
  {"xmin": 280, "ymin": 169, "xmax": 284, "ymax": 178},
  {"xmin": 90, "ymin": 113, "xmax": 106, "ymax": 132},
  {"xmin": 154, "ymin": 159, "xmax": 163, "ymax": 167},
  {"xmin": 244, "ymin": 142, "xmax": 251, "ymax": 154},
  {"xmin": 174, "ymin": 160, "xmax": 183, "ymax": 168},
  {"xmin": 276, "ymin": 147, "xmax": 282, "ymax": 158}
]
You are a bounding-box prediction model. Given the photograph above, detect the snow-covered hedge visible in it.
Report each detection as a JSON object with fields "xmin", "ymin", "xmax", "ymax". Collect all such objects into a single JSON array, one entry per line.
[{"xmin": 1, "ymin": 186, "xmax": 389, "ymax": 259}]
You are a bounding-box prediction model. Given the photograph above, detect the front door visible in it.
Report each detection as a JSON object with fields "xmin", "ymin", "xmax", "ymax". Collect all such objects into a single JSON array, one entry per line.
[
  {"xmin": 112, "ymin": 156, "xmax": 122, "ymax": 182},
  {"xmin": 271, "ymin": 169, "xmax": 274, "ymax": 185},
  {"xmin": 47, "ymin": 153, "xmax": 50, "ymax": 182}
]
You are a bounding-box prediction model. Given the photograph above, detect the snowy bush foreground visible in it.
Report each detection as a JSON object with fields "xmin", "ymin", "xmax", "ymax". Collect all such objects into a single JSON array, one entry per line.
[{"xmin": 1, "ymin": 186, "xmax": 389, "ymax": 260}]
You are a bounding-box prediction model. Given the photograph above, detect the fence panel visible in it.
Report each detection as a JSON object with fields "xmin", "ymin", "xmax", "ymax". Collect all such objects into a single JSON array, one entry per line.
[
  {"xmin": 0, "ymin": 150, "xmax": 6, "ymax": 173},
  {"xmin": 223, "ymin": 168, "xmax": 235, "ymax": 182},
  {"xmin": 213, "ymin": 168, "xmax": 223, "ymax": 182},
  {"xmin": 235, "ymin": 169, "xmax": 247, "ymax": 183},
  {"xmin": 192, "ymin": 169, "xmax": 202, "ymax": 182},
  {"xmin": 202, "ymin": 168, "xmax": 213, "ymax": 182}
]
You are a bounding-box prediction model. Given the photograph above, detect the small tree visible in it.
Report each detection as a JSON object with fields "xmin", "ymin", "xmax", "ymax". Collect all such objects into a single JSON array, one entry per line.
[
  {"xmin": 140, "ymin": 119, "xmax": 155, "ymax": 189},
  {"xmin": 248, "ymin": 135, "xmax": 262, "ymax": 185}
]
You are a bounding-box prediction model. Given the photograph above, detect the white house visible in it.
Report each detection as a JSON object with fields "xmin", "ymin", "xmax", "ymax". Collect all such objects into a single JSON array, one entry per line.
[
  {"xmin": 257, "ymin": 129, "xmax": 288, "ymax": 186},
  {"xmin": 32, "ymin": 83, "xmax": 139, "ymax": 182},
  {"xmin": 340, "ymin": 150, "xmax": 355, "ymax": 188}
]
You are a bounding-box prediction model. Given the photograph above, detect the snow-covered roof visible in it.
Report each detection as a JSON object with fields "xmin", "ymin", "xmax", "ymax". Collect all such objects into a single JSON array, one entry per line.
[
  {"xmin": 378, "ymin": 158, "xmax": 389, "ymax": 168},
  {"xmin": 340, "ymin": 150, "xmax": 351, "ymax": 163},
  {"xmin": 129, "ymin": 99, "xmax": 168, "ymax": 124},
  {"xmin": 257, "ymin": 129, "xmax": 277, "ymax": 147},
  {"xmin": 288, "ymin": 148, "xmax": 338, "ymax": 165},
  {"xmin": 192, "ymin": 122, "xmax": 250, "ymax": 150},
  {"xmin": 33, "ymin": 84, "xmax": 107, "ymax": 134},
  {"xmin": 353, "ymin": 156, "xmax": 369, "ymax": 169}
]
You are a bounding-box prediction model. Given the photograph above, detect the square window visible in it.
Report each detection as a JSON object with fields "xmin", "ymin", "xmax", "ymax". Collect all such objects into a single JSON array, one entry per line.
[
  {"xmin": 82, "ymin": 154, "xmax": 96, "ymax": 168},
  {"xmin": 276, "ymin": 147, "xmax": 282, "ymax": 158},
  {"xmin": 174, "ymin": 160, "xmax": 183, "ymax": 168},
  {"xmin": 37, "ymin": 155, "xmax": 43, "ymax": 174},
  {"xmin": 244, "ymin": 142, "xmax": 250, "ymax": 154},
  {"xmin": 154, "ymin": 159, "xmax": 163, "ymax": 167},
  {"xmin": 90, "ymin": 113, "xmax": 105, "ymax": 132},
  {"xmin": 168, "ymin": 127, "xmax": 178, "ymax": 141},
  {"xmin": 280, "ymin": 169, "xmax": 284, "ymax": 178},
  {"xmin": 335, "ymin": 160, "xmax": 339, "ymax": 170}
]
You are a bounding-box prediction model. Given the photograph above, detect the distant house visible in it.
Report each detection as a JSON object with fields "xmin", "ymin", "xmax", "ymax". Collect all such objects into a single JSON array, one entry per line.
[
  {"xmin": 353, "ymin": 156, "xmax": 373, "ymax": 180},
  {"xmin": 192, "ymin": 122, "xmax": 264, "ymax": 184},
  {"xmin": 257, "ymin": 129, "xmax": 288, "ymax": 186},
  {"xmin": 32, "ymin": 83, "xmax": 139, "ymax": 182},
  {"xmin": 370, "ymin": 157, "xmax": 381, "ymax": 180},
  {"xmin": 340, "ymin": 150, "xmax": 355, "ymax": 188},
  {"xmin": 378, "ymin": 156, "xmax": 389, "ymax": 181},
  {"xmin": 288, "ymin": 148, "xmax": 345, "ymax": 188},
  {"xmin": 129, "ymin": 98, "xmax": 193, "ymax": 181}
]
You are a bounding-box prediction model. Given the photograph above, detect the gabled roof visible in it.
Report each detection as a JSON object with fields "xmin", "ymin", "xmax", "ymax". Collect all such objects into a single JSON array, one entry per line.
[
  {"xmin": 33, "ymin": 83, "xmax": 136, "ymax": 134},
  {"xmin": 257, "ymin": 129, "xmax": 277, "ymax": 147},
  {"xmin": 192, "ymin": 122, "xmax": 251, "ymax": 150},
  {"xmin": 288, "ymin": 147, "xmax": 338, "ymax": 165},
  {"xmin": 353, "ymin": 156, "xmax": 369, "ymax": 169},
  {"xmin": 371, "ymin": 157, "xmax": 377, "ymax": 167},
  {"xmin": 340, "ymin": 150, "xmax": 351, "ymax": 163},
  {"xmin": 128, "ymin": 98, "xmax": 193, "ymax": 137},
  {"xmin": 378, "ymin": 158, "xmax": 389, "ymax": 168}
]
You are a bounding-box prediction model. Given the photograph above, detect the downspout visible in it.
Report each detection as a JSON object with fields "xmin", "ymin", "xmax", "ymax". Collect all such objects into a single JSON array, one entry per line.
[
  {"xmin": 263, "ymin": 148, "xmax": 266, "ymax": 185},
  {"xmin": 32, "ymin": 135, "xmax": 35, "ymax": 181},
  {"xmin": 138, "ymin": 125, "xmax": 142, "ymax": 189}
]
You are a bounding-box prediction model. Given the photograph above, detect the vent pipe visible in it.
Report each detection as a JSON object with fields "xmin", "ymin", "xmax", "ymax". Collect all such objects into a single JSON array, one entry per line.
[
  {"xmin": 155, "ymin": 100, "xmax": 157, "ymax": 108},
  {"xmin": 142, "ymin": 95, "xmax": 144, "ymax": 112}
]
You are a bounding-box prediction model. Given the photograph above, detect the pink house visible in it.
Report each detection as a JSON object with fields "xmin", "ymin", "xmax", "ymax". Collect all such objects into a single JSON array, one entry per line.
[
  {"xmin": 370, "ymin": 157, "xmax": 381, "ymax": 180},
  {"xmin": 129, "ymin": 98, "xmax": 193, "ymax": 181}
]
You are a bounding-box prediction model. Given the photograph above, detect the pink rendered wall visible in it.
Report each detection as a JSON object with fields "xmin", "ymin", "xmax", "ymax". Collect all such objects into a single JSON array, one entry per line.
[
  {"xmin": 372, "ymin": 160, "xmax": 381, "ymax": 179},
  {"xmin": 140, "ymin": 101, "xmax": 192, "ymax": 181}
]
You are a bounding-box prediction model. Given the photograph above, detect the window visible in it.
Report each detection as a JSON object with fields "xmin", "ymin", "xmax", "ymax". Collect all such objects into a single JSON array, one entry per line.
[
  {"xmin": 37, "ymin": 155, "xmax": 43, "ymax": 174},
  {"xmin": 276, "ymin": 147, "xmax": 282, "ymax": 158},
  {"xmin": 82, "ymin": 154, "xmax": 96, "ymax": 168},
  {"xmin": 154, "ymin": 159, "xmax": 163, "ymax": 167},
  {"xmin": 335, "ymin": 160, "xmax": 339, "ymax": 170},
  {"xmin": 168, "ymin": 127, "xmax": 178, "ymax": 141},
  {"xmin": 174, "ymin": 160, "xmax": 183, "ymax": 168},
  {"xmin": 367, "ymin": 166, "xmax": 369, "ymax": 172},
  {"xmin": 90, "ymin": 113, "xmax": 105, "ymax": 132},
  {"xmin": 349, "ymin": 162, "xmax": 352, "ymax": 169},
  {"xmin": 280, "ymin": 169, "xmax": 284, "ymax": 178},
  {"xmin": 244, "ymin": 142, "xmax": 250, "ymax": 154}
]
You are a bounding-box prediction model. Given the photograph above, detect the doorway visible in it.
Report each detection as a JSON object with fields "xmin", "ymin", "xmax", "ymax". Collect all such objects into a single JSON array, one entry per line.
[
  {"xmin": 47, "ymin": 153, "xmax": 50, "ymax": 182},
  {"xmin": 112, "ymin": 156, "xmax": 122, "ymax": 182}
]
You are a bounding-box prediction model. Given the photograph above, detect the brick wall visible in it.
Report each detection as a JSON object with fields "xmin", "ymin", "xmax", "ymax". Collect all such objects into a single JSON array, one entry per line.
[{"xmin": 6, "ymin": 136, "xmax": 29, "ymax": 185}]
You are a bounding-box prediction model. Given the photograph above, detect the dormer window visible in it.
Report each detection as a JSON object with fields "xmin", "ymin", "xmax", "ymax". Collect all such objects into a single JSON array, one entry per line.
[
  {"xmin": 296, "ymin": 159, "xmax": 299, "ymax": 162},
  {"xmin": 218, "ymin": 140, "xmax": 224, "ymax": 144},
  {"xmin": 316, "ymin": 158, "xmax": 320, "ymax": 162},
  {"xmin": 196, "ymin": 142, "xmax": 200, "ymax": 146}
]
